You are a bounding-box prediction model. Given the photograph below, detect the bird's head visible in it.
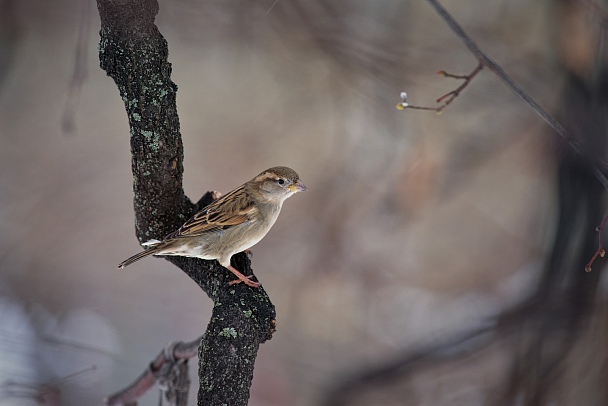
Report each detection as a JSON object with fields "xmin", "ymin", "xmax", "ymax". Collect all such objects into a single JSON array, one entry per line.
[{"xmin": 250, "ymin": 166, "xmax": 307, "ymax": 203}]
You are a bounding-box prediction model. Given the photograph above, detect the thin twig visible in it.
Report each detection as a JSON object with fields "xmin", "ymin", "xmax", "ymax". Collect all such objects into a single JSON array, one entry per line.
[
  {"xmin": 397, "ymin": 63, "xmax": 483, "ymax": 113},
  {"xmin": 585, "ymin": 214, "xmax": 608, "ymax": 272},
  {"xmin": 266, "ymin": 0, "xmax": 280, "ymax": 14},
  {"xmin": 420, "ymin": 0, "xmax": 608, "ymax": 190}
]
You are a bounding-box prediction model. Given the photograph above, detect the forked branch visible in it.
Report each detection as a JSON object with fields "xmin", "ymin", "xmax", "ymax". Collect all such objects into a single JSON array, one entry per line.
[
  {"xmin": 397, "ymin": 63, "xmax": 483, "ymax": 113},
  {"xmin": 585, "ymin": 214, "xmax": 608, "ymax": 272},
  {"xmin": 105, "ymin": 338, "xmax": 200, "ymax": 406}
]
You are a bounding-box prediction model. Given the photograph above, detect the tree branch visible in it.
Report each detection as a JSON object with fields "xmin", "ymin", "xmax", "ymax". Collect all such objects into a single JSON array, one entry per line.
[
  {"xmin": 423, "ymin": 0, "xmax": 608, "ymax": 190},
  {"xmin": 105, "ymin": 338, "xmax": 200, "ymax": 406},
  {"xmin": 97, "ymin": 1, "xmax": 276, "ymax": 404}
]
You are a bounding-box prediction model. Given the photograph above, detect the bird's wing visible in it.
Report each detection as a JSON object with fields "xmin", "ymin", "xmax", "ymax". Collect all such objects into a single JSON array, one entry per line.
[{"xmin": 166, "ymin": 186, "xmax": 257, "ymax": 239}]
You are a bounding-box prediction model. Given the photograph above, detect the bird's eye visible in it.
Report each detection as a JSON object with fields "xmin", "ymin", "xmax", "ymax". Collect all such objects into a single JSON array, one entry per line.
[{"xmin": 277, "ymin": 178, "xmax": 285, "ymax": 185}]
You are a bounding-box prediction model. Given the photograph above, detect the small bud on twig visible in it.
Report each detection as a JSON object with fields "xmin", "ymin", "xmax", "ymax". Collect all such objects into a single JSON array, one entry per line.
[{"xmin": 395, "ymin": 62, "xmax": 483, "ymax": 113}]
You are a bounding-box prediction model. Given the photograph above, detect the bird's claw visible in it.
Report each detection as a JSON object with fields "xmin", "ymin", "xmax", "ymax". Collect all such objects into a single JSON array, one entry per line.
[{"xmin": 229, "ymin": 275, "xmax": 260, "ymax": 288}]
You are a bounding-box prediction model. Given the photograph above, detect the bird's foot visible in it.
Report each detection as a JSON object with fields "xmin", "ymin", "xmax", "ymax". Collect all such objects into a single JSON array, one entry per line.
[
  {"xmin": 229, "ymin": 275, "xmax": 260, "ymax": 288},
  {"xmin": 226, "ymin": 265, "xmax": 260, "ymax": 288}
]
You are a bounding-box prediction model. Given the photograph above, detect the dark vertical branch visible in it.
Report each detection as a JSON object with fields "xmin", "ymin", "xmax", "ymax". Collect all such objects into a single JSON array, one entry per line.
[
  {"xmin": 97, "ymin": 1, "xmax": 276, "ymax": 404},
  {"xmin": 97, "ymin": 0, "xmax": 192, "ymax": 239}
]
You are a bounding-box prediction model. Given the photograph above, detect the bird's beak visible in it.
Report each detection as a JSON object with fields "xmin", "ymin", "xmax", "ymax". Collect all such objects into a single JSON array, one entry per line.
[{"xmin": 289, "ymin": 179, "xmax": 307, "ymax": 192}]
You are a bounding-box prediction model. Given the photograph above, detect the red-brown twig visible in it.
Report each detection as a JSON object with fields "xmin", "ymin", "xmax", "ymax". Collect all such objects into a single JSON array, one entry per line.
[
  {"xmin": 105, "ymin": 338, "xmax": 200, "ymax": 406},
  {"xmin": 397, "ymin": 62, "xmax": 483, "ymax": 113},
  {"xmin": 585, "ymin": 214, "xmax": 608, "ymax": 272}
]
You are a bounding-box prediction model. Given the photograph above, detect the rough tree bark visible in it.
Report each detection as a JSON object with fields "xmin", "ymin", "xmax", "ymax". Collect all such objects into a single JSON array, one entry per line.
[{"xmin": 97, "ymin": 1, "xmax": 276, "ymax": 404}]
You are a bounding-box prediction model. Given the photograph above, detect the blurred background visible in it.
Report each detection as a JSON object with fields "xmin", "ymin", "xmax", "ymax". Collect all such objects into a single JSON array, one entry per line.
[{"xmin": 1, "ymin": 0, "xmax": 608, "ymax": 404}]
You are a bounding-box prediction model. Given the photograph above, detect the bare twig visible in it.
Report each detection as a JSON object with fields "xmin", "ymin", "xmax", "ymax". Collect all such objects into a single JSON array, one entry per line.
[
  {"xmin": 585, "ymin": 214, "xmax": 608, "ymax": 272},
  {"xmin": 405, "ymin": 0, "xmax": 608, "ymax": 190},
  {"xmin": 105, "ymin": 338, "xmax": 200, "ymax": 406},
  {"xmin": 266, "ymin": 0, "xmax": 280, "ymax": 14},
  {"xmin": 397, "ymin": 62, "xmax": 483, "ymax": 113}
]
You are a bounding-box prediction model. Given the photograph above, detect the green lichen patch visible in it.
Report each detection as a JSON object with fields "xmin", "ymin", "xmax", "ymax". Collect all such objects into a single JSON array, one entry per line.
[{"xmin": 219, "ymin": 327, "xmax": 238, "ymax": 339}]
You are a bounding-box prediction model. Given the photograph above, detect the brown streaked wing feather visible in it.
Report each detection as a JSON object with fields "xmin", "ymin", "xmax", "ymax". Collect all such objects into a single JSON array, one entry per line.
[{"xmin": 165, "ymin": 185, "xmax": 257, "ymax": 239}]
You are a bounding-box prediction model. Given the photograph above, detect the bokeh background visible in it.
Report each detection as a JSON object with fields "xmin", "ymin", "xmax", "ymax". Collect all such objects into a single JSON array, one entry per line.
[{"xmin": 1, "ymin": 0, "xmax": 607, "ymax": 405}]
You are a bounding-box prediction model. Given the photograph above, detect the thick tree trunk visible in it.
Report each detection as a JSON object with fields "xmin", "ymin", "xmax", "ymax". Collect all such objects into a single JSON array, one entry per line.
[{"xmin": 97, "ymin": 1, "xmax": 276, "ymax": 404}]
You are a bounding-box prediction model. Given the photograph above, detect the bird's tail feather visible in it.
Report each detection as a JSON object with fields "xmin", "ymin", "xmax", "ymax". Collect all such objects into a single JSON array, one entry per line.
[{"xmin": 118, "ymin": 246, "xmax": 160, "ymax": 269}]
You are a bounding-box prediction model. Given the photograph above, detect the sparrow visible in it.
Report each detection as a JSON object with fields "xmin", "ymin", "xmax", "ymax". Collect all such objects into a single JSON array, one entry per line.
[{"xmin": 118, "ymin": 166, "xmax": 307, "ymax": 287}]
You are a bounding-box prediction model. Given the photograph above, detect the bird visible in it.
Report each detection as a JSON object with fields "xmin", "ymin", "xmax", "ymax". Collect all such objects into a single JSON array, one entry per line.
[{"xmin": 118, "ymin": 166, "xmax": 307, "ymax": 287}]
